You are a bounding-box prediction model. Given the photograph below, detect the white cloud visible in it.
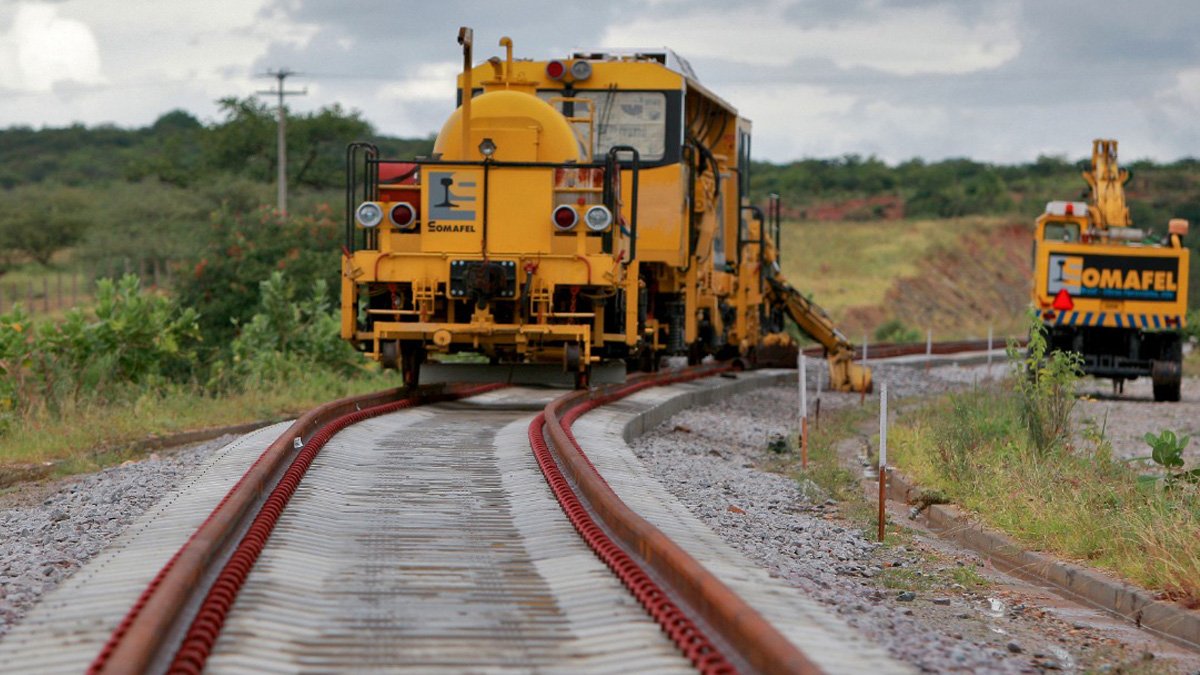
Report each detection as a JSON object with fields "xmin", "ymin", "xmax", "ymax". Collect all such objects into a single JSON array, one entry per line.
[
  {"xmin": 600, "ymin": 0, "xmax": 1021, "ymax": 75},
  {"xmin": 1153, "ymin": 67, "xmax": 1200, "ymax": 126},
  {"xmin": 0, "ymin": 3, "xmax": 104, "ymax": 92},
  {"xmin": 379, "ymin": 62, "xmax": 460, "ymax": 103},
  {"xmin": 727, "ymin": 83, "xmax": 955, "ymax": 161}
]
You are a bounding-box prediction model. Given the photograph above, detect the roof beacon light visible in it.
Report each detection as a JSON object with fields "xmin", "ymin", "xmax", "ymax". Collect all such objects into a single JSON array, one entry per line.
[
  {"xmin": 552, "ymin": 205, "xmax": 578, "ymax": 231},
  {"xmin": 1045, "ymin": 201, "xmax": 1089, "ymax": 217},
  {"xmin": 569, "ymin": 60, "xmax": 592, "ymax": 81},
  {"xmin": 546, "ymin": 60, "xmax": 566, "ymax": 80},
  {"xmin": 356, "ymin": 201, "xmax": 384, "ymax": 228}
]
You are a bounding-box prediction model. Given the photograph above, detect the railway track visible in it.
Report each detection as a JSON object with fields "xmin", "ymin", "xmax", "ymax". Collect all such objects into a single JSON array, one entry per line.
[{"xmin": 0, "ymin": 345, "xmax": 1003, "ymax": 673}]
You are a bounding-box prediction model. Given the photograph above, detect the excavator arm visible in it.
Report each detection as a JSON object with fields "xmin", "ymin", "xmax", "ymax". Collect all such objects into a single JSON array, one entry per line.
[{"xmin": 763, "ymin": 275, "xmax": 872, "ymax": 393}]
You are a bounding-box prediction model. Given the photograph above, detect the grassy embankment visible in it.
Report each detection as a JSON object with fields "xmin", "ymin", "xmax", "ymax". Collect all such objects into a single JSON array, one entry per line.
[
  {"xmin": 777, "ymin": 216, "xmax": 1030, "ymax": 340},
  {"xmin": 0, "ymin": 370, "xmax": 397, "ymax": 480}
]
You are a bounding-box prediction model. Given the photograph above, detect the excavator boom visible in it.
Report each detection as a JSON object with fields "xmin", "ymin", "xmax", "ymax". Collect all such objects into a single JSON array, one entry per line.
[{"xmin": 763, "ymin": 276, "xmax": 872, "ymax": 393}]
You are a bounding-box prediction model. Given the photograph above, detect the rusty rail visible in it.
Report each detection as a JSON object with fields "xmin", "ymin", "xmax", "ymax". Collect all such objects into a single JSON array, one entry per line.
[
  {"xmin": 534, "ymin": 364, "xmax": 825, "ymax": 674},
  {"xmin": 88, "ymin": 383, "xmax": 500, "ymax": 675}
]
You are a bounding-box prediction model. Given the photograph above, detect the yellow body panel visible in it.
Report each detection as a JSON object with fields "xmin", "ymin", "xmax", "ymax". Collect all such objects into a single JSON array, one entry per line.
[
  {"xmin": 1033, "ymin": 213, "xmax": 1189, "ymax": 328},
  {"xmin": 341, "ymin": 33, "xmax": 867, "ymax": 390}
]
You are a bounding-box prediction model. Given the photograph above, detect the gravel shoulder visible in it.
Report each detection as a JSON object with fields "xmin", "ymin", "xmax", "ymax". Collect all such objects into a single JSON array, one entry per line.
[
  {"xmin": 631, "ymin": 360, "xmax": 1200, "ymax": 673},
  {"xmin": 1073, "ymin": 375, "xmax": 1200, "ymax": 462},
  {"xmin": 0, "ymin": 436, "xmax": 234, "ymax": 637}
]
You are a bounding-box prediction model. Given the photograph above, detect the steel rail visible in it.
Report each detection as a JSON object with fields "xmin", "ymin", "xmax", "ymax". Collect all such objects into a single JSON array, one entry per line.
[
  {"xmin": 88, "ymin": 383, "xmax": 502, "ymax": 675},
  {"xmin": 534, "ymin": 364, "xmax": 825, "ymax": 675},
  {"xmin": 86, "ymin": 340, "xmax": 1012, "ymax": 674}
]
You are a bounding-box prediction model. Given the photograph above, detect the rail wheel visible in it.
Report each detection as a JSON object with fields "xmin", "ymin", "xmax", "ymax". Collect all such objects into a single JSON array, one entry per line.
[
  {"xmin": 639, "ymin": 347, "xmax": 660, "ymax": 373},
  {"xmin": 686, "ymin": 340, "xmax": 705, "ymax": 366},
  {"xmin": 401, "ymin": 342, "xmax": 425, "ymax": 388}
]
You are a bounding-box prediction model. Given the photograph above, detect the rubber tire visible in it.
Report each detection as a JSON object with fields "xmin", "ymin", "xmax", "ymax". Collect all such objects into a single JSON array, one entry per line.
[{"xmin": 1153, "ymin": 381, "xmax": 1181, "ymax": 403}]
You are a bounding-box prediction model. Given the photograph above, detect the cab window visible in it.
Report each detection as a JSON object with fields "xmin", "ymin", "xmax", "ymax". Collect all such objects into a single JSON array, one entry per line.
[
  {"xmin": 540, "ymin": 90, "xmax": 668, "ymax": 162},
  {"xmin": 1042, "ymin": 221, "xmax": 1080, "ymax": 243}
]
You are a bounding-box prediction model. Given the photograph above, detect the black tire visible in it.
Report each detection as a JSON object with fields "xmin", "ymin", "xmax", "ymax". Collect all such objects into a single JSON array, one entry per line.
[
  {"xmin": 380, "ymin": 340, "xmax": 400, "ymax": 370},
  {"xmin": 1153, "ymin": 381, "xmax": 1181, "ymax": 403}
]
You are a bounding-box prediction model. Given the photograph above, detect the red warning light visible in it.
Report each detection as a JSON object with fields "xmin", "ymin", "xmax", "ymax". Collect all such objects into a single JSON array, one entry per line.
[
  {"xmin": 1052, "ymin": 288, "xmax": 1074, "ymax": 311},
  {"xmin": 1064, "ymin": 203, "xmax": 1074, "ymax": 215}
]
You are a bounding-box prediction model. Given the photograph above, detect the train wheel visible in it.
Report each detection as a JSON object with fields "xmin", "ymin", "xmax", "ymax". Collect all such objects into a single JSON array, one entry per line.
[
  {"xmin": 686, "ymin": 340, "xmax": 704, "ymax": 366},
  {"xmin": 564, "ymin": 343, "xmax": 582, "ymax": 373},
  {"xmin": 401, "ymin": 343, "xmax": 425, "ymax": 388},
  {"xmin": 639, "ymin": 348, "xmax": 659, "ymax": 373}
]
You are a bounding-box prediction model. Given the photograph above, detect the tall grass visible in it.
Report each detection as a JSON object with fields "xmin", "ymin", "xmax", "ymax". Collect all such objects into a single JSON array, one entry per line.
[
  {"xmin": 892, "ymin": 385, "xmax": 1200, "ymax": 605},
  {"xmin": 0, "ymin": 369, "xmax": 396, "ymax": 473}
]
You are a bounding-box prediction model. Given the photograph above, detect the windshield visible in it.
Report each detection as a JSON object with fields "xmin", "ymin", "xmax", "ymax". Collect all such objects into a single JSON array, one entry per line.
[
  {"xmin": 540, "ymin": 90, "xmax": 668, "ymax": 162},
  {"xmin": 1043, "ymin": 220, "xmax": 1080, "ymax": 243}
]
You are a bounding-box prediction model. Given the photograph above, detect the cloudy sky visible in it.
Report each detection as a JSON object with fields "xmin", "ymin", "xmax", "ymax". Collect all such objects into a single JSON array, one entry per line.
[{"xmin": 2, "ymin": 0, "xmax": 1199, "ymax": 164}]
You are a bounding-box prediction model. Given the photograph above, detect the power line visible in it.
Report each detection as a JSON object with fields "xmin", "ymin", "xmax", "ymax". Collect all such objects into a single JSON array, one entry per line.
[{"xmin": 256, "ymin": 68, "xmax": 307, "ymax": 216}]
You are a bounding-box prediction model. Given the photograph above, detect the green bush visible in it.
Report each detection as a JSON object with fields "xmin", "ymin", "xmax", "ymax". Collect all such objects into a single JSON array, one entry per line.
[
  {"xmin": 0, "ymin": 307, "xmax": 35, "ymax": 433},
  {"xmin": 224, "ymin": 271, "xmax": 360, "ymax": 384},
  {"xmin": 174, "ymin": 203, "xmax": 342, "ymax": 350},
  {"xmin": 0, "ymin": 275, "xmax": 201, "ymax": 421},
  {"xmin": 874, "ymin": 319, "xmax": 920, "ymax": 343}
]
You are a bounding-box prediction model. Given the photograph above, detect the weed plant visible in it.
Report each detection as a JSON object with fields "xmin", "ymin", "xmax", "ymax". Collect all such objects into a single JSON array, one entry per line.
[{"xmin": 1008, "ymin": 312, "xmax": 1083, "ymax": 454}]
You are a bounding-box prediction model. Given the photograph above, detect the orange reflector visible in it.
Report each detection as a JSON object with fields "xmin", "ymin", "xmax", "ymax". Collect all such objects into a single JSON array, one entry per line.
[{"xmin": 1052, "ymin": 288, "xmax": 1074, "ymax": 311}]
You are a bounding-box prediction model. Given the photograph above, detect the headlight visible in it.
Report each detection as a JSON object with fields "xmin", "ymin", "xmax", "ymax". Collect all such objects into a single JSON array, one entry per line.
[
  {"xmin": 356, "ymin": 202, "xmax": 384, "ymax": 228},
  {"xmin": 584, "ymin": 205, "xmax": 612, "ymax": 232}
]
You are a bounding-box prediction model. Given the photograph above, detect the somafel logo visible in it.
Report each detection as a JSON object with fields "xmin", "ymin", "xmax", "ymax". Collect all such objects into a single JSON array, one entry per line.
[{"xmin": 1048, "ymin": 254, "xmax": 1179, "ymax": 301}]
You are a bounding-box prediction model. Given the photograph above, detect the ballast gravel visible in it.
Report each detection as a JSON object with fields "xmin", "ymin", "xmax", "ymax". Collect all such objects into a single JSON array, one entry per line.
[
  {"xmin": 0, "ymin": 436, "xmax": 232, "ymax": 637},
  {"xmin": 632, "ymin": 360, "xmax": 1200, "ymax": 674}
]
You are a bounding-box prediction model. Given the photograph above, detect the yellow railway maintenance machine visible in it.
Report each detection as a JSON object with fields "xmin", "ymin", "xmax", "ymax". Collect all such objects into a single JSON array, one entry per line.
[
  {"xmin": 1032, "ymin": 140, "xmax": 1189, "ymax": 401},
  {"xmin": 341, "ymin": 28, "xmax": 871, "ymax": 391}
]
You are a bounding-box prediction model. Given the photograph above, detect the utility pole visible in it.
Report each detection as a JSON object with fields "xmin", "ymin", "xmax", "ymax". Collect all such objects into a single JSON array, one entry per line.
[{"xmin": 256, "ymin": 69, "xmax": 307, "ymax": 216}]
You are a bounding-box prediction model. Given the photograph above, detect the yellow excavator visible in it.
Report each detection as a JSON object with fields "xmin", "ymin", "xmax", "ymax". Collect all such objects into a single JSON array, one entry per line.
[
  {"xmin": 1031, "ymin": 139, "xmax": 1189, "ymax": 401},
  {"xmin": 753, "ymin": 205, "xmax": 872, "ymax": 393}
]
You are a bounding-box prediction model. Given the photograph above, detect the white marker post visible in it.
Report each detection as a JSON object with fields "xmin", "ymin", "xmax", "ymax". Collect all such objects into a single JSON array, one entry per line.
[
  {"xmin": 860, "ymin": 334, "xmax": 869, "ymax": 406},
  {"xmin": 925, "ymin": 328, "xmax": 932, "ymax": 371},
  {"xmin": 799, "ymin": 353, "xmax": 808, "ymax": 469},
  {"xmin": 987, "ymin": 325, "xmax": 994, "ymax": 371},
  {"xmin": 877, "ymin": 381, "xmax": 888, "ymax": 542},
  {"xmin": 815, "ymin": 367, "xmax": 823, "ymax": 427}
]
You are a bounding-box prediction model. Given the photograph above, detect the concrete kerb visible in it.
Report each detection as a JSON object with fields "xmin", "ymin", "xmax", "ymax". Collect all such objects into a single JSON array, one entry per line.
[
  {"xmin": 887, "ymin": 469, "xmax": 1200, "ymax": 652},
  {"xmin": 619, "ymin": 369, "xmax": 795, "ymax": 444},
  {"xmin": 614, "ymin": 367, "xmax": 1200, "ymax": 653}
]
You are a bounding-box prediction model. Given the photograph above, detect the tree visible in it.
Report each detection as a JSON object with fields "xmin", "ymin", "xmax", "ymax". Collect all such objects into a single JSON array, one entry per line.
[
  {"xmin": 205, "ymin": 97, "xmax": 374, "ymax": 189},
  {"xmin": 0, "ymin": 184, "xmax": 91, "ymax": 266}
]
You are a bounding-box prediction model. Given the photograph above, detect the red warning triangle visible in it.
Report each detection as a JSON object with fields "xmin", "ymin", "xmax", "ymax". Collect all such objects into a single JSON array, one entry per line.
[{"xmin": 1052, "ymin": 288, "xmax": 1074, "ymax": 311}]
